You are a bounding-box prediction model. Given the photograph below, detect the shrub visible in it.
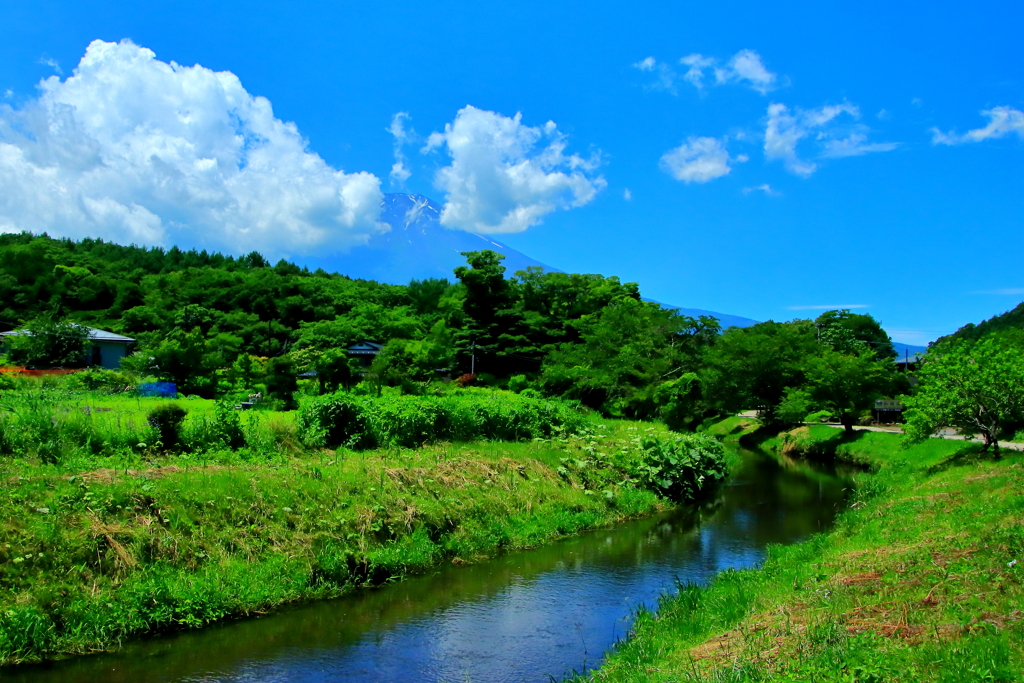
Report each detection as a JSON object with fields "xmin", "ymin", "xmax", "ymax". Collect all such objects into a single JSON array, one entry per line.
[
  {"xmin": 806, "ymin": 409, "xmax": 833, "ymax": 423},
  {"xmin": 622, "ymin": 432, "xmax": 727, "ymax": 501},
  {"xmin": 298, "ymin": 389, "xmax": 587, "ymax": 449},
  {"xmin": 181, "ymin": 401, "xmax": 244, "ymax": 452},
  {"xmin": 147, "ymin": 403, "xmax": 188, "ymax": 451}
]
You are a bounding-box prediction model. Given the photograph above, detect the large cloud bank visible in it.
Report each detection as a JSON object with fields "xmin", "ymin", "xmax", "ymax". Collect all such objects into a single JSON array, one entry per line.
[
  {"xmin": 0, "ymin": 40, "xmax": 384, "ymax": 256},
  {"xmin": 423, "ymin": 106, "xmax": 605, "ymax": 234}
]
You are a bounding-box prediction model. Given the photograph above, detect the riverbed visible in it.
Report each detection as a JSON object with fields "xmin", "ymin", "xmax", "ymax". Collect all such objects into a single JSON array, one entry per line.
[{"xmin": 9, "ymin": 446, "xmax": 850, "ymax": 683}]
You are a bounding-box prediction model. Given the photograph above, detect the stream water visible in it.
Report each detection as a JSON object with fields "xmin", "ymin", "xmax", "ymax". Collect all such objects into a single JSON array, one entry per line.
[{"xmin": 10, "ymin": 447, "xmax": 851, "ymax": 683}]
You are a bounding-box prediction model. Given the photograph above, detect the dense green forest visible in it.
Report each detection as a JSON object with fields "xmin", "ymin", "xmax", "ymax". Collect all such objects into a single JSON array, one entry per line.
[
  {"xmin": 940, "ymin": 300, "xmax": 1024, "ymax": 343},
  {"xmin": 0, "ymin": 231, "xmax": 919, "ymax": 428}
]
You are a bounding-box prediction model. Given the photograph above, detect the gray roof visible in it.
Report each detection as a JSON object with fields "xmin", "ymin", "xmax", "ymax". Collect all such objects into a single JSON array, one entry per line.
[{"xmin": 1, "ymin": 326, "xmax": 134, "ymax": 343}]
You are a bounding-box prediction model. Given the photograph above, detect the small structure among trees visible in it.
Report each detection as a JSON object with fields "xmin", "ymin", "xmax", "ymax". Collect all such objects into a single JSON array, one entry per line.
[
  {"xmin": 0, "ymin": 319, "xmax": 134, "ymax": 370},
  {"xmin": 346, "ymin": 341, "xmax": 384, "ymax": 367}
]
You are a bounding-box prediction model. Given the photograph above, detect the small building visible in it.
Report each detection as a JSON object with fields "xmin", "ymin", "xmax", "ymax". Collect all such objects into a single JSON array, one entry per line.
[
  {"xmin": 0, "ymin": 326, "xmax": 135, "ymax": 370},
  {"xmin": 347, "ymin": 340, "xmax": 384, "ymax": 367}
]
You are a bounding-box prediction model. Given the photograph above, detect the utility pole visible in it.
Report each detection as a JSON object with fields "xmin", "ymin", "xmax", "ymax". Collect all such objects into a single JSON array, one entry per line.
[{"xmin": 470, "ymin": 340, "xmax": 476, "ymax": 375}]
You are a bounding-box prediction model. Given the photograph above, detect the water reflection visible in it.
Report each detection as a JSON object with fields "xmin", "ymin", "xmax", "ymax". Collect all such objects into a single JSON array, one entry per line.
[{"xmin": 10, "ymin": 448, "xmax": 849, "ymax": 683}]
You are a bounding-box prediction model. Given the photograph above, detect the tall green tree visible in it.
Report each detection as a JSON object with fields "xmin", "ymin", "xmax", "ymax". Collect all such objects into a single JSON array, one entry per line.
[
  {"xmin": 541, "ymin": 298, "xmax": 706, "ymax": 418},
  {"xmin": 804, "ymin": 348, "xmax": 891, "ymax": 432},
  {"xmin": 452, "ymin": 250, "xmax": 519, "ymax": 371},
  {"xmin": 815, "ymin": 309, "xmax": 896, "ymax": 361},
  {"xmin": 700, "ymin": 320, "xmax": 818, "ymax": 420},
  {"xmin": 903, "ymin": 333, "xmax": 1024, "ymax": 451}
]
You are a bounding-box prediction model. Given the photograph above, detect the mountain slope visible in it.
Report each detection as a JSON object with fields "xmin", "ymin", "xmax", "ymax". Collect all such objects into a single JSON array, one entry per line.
[
  {"xmin": 936, "ymin": 301, "xmax": 1024, "ymax": 344},
  {"xmin": 298, "ymin": 194, "xmax": 556, "ymax": 282},
  {"xmin": 297, "ymin": 193, "xmax": 758, "ymax": 327}
]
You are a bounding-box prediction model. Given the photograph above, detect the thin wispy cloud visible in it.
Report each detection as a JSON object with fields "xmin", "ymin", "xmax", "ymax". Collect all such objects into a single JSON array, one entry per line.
[
  {"xmin": 633, "ymin": 56, "xmax": 678, "ymax": 94},
  {"xmin": 931, "ymin": 106, "xmax": 1024, "ymax": 145},
  {"xmin": 38, "ymin": 55, "xmax": 62, "ymax": 75},
  {"xmin": 743, "ymin": 184, "xmax": 780, "ymax": 196},
  {"xmin": 972, "ymin": 288, "xmax": 1024, "ymax": 295},
  {"xmin": 712, "ymin": 49, "xmax": 777, "ymax": 94},
  {"xmin": 787, "ymin": 304, "xmax": 870, "ymax": 310},
  {"xmin": 623, "ymin": 188, "xmax": 632, "ymax": 201},
  {"xmin": 634, "ymin": 49, "xmax": 779, "ymax": 95},
  {"xmin": 765, "ymin": 103, "xmax": 897, "ymax": 176},
  {"xmin": 387, "ymin": 112, "xmax": 415, "ymax": 187}
]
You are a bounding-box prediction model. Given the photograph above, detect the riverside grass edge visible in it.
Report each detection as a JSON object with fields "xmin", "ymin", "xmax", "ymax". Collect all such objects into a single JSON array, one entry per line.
[
  {"xmin": 0, "ymin": 388, "xmax": 730, "ymax": 666},
  {"xmin": 588, "ymin": 426, "xmax": 1024, "ymax": 683}
]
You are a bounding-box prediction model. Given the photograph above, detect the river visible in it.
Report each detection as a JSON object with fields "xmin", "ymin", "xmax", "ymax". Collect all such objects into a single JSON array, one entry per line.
[{"xmin": 8, "ymin": 446, "xmax": 851, "ymax": 683}]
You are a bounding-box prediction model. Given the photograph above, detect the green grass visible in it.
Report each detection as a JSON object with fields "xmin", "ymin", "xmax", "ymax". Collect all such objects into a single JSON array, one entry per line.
[
  {"xmin": 588, "ymin": 427, "xmax": 1024, "ymax": 682},
  {"xmin": 703, "ymin": 415, "xmax": 762, "ymax": 440},
  {"xmin": 0, "ymin": 408, "xmax": 733, "ymax": 666}
]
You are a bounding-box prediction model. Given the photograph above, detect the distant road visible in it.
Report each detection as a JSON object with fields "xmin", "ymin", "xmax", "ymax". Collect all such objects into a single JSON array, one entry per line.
[
  {"xmin": 817, "ymin": 423, "xmax": 1024, "ymax": 452},
  {"xmin": 735, "ymin": 411, "xmax": 1024, "ymax": 452}
]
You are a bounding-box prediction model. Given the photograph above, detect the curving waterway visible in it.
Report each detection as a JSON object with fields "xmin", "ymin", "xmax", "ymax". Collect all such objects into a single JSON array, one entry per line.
[{"xmin": 9, "ymin": 447, "xmax": 852, "ymax": 683}]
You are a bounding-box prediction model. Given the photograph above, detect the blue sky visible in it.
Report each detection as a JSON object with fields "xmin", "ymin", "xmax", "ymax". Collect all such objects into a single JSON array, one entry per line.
[{"xmin": 1, "ymin": 0, "xmax": 1021, "ymax": 345}]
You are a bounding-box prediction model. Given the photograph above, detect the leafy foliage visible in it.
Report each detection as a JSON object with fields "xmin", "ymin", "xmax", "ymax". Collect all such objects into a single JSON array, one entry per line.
[
  {"xmin": 622, "ymin": 432, "xmax": 727, "ymax": 501},
  {"xmin": 147, "ymin": 403, "xmax": 188, "ymax": 451},
  {"xmin": 297, "ymin": 389, "xmax": 587, "ymax": 449},
  {"xmin": 4, "ymin": 318, "xmax": 91, "ymax": 368},
  {"xmin": 903, "ymin": 332, "xmax": 1024, "ymax": 450}
]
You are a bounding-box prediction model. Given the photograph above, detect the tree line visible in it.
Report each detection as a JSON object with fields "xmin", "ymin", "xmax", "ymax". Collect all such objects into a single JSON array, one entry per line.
[{"xmin": 3, "ymin": 231, "xmax": 1022, "ymax": 443}]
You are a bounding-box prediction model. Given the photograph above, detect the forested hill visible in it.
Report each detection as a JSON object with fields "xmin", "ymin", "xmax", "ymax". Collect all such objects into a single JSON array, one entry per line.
[
  {"xmin": 0, "ymin": 231, "xmax": 408, "ymax": 354},
  {"xmin": 937, "ymin": 301, "xmax": 1024, "ymax": 344}
]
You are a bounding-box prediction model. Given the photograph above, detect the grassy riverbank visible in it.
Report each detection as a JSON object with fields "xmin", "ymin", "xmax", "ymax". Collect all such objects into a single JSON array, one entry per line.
[
  {"xmin": 0, "ymin": 392, "xmax": 732, "ymax": 666},
  {"xmin": 590, "ymin": 425, "xmax": 1024, "ymax": 682}
]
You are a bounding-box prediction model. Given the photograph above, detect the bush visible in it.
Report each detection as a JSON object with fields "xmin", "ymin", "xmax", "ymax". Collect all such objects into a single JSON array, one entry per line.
[
  {"xmin": 181, "ymin": 401, "xmax": 245, "ymax": 452},
  {"xmin": 298, "ymin": 389, "xmax": 587, "ymax": 449},
  {"xmin": 147, "ymin": 403, "xmax": 188, "ymax": 451},
  {"xmin": 806, "ymin": 409, "xmax": 833, "ymax": 423},
  {"xmin": 621, "ymin": 433, "xmax": 727, "ymax": 501}
]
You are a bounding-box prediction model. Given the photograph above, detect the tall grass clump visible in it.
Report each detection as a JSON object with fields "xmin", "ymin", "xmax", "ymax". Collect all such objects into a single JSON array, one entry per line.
[
  {"xmin": 0, "ymin": 388, "xmax": 152, "ymax": 462},
  {"xmin": 298, "ymin": 389, "xmax": 588, "ymax": 449}
]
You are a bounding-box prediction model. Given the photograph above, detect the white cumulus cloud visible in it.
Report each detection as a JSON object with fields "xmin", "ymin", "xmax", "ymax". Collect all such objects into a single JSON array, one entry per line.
[
  {"xmin": 765, "ymin": 102, "xmax": 896, "ymax": 176},
  {"xmin": 0, "ymin": 39, "xmax": 384, "ymax": 257},
  {"xmin": 660, "ymin": 136, "xmax": 738, "ymax": 183},
  {"xmin": 422, "ymin": 105, "xmax": 605, "ymax": 234},
  {"xmin": 931, "ymin": 106, "xmax": 1024, "ymax": 145}
]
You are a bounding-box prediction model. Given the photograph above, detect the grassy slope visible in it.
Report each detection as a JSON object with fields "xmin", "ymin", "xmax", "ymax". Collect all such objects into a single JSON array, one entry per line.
[
  {"xmin": 0, "ymin": 417, "xmax": 675, "ymax": 665},
  {"xmin": 591, "ymin": 426, "xmax": 1024, "ymax": 682}
]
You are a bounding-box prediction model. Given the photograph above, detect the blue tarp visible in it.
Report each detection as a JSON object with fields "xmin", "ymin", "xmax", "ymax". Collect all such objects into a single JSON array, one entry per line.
[{"xmin": 137, "ymin": 382, "xmax": 177, "ymax": 398}]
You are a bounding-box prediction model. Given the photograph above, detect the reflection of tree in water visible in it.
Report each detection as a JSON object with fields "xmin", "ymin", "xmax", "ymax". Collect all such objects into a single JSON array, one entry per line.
[{"xmin": 10, "ymin": 447, "xmax": 849, "ymax": 683}]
